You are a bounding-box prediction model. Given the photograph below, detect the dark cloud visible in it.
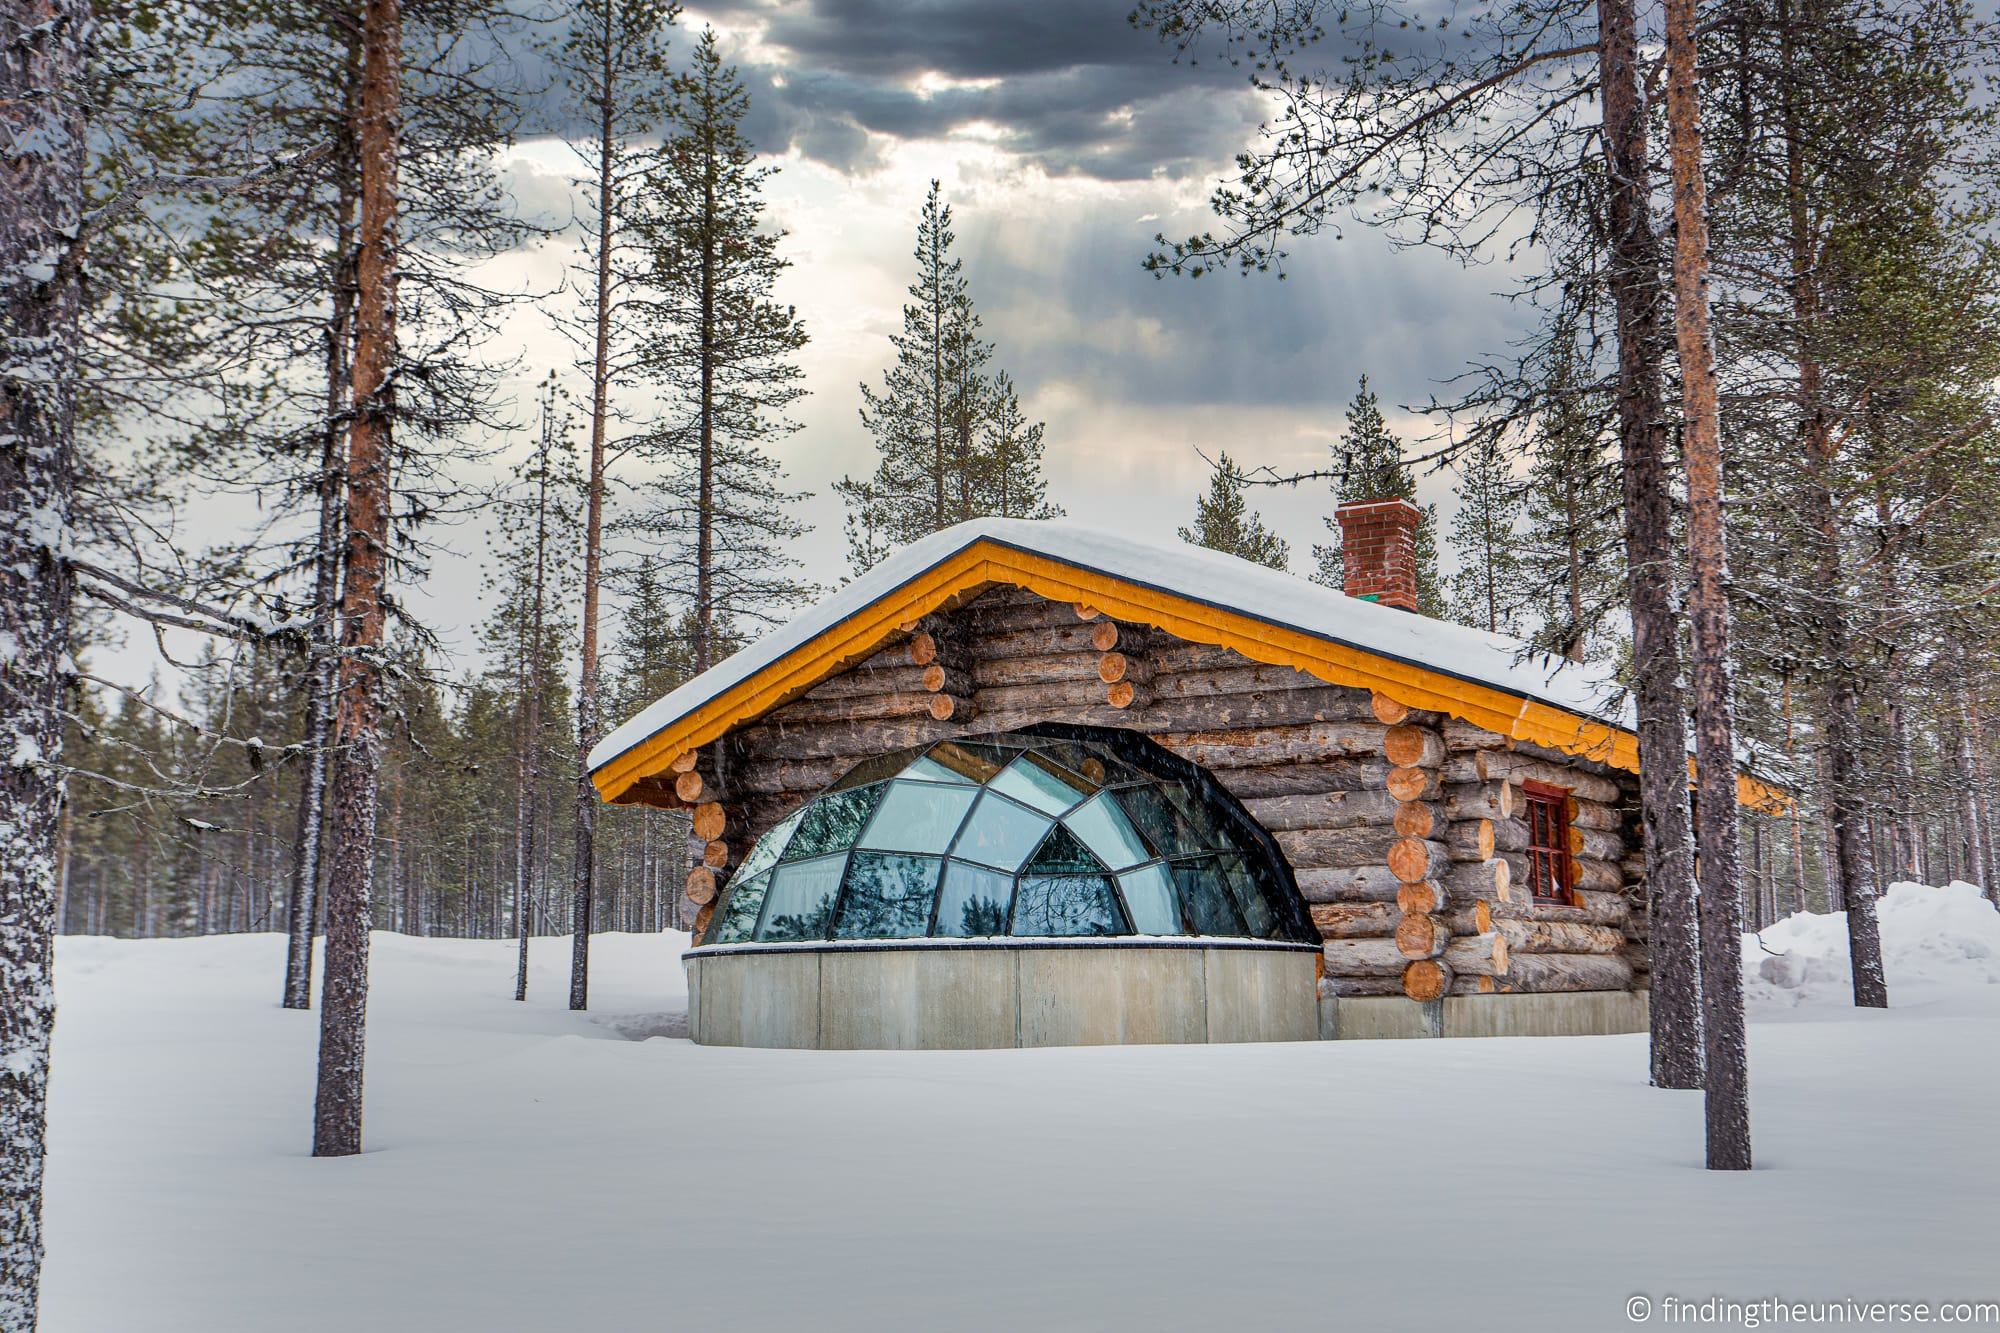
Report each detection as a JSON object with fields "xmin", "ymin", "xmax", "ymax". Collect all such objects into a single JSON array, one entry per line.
[{"xmin": 699, "ymin": 0, "xmax": 1264, "ymax": 179}]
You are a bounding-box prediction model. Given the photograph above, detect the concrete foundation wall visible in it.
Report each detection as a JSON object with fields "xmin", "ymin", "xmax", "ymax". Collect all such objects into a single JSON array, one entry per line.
[
  {"xmin": 1321, "ymin": 989, "xmax": 1651, "ymax": 1040},
  {"xmin": 686, "ymin": 941, "xmax": 1320, "ymax": 1050}
]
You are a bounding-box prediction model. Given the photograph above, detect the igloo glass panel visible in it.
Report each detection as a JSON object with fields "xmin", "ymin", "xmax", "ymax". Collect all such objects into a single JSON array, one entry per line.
[
  {"xmin": 1012, "ymin": 873, "xmax": 1127, "ymax": 937},
  {"xmin": 857, "ymin": 781, "xmax": 978, "ymax": 855},
  {"xmin": 1169, "ymin": 857, "xmax": 1248, "ymax": 936},
  {"xmin": 711, "ymin": 870, "xmax": 771, "ymax": 944},
  {"xmin": 835, "ymin": 853, "xmax": 942, "ymax": 939},
  {"xmin": 948, "ymin": 792, "xmax": 1054, "ymax": 871},
  {"xmin": 989, "ymin": 753, "xmax": 1093, "ymax": 815},
  {"xmin": 1063, "ymin": 792, "xmax": 1153, "ymax": 871},
  {"xmin": 704, "ymin": 726, "xmax": 1314, "ymax": 946},
  {"xmin": 784, "ymin": 784, "xmax": 886, "ymax": 861},
  {"xmin": 934, "ymin": 863, "xmax": 1013, "ymax": 937},
  {"xmin": 756, "ymin": 854, "xmax": 847, "ymax": 941},
  {"xmin": 1116, "ymin": 863, "xmax": 1182, "ymax": 936}
]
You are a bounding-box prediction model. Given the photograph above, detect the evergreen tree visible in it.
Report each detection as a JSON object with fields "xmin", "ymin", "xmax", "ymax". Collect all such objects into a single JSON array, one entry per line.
[
  {"xmin": 1179, "ymin": 453, "xmax": 1290, "ymax": 569},
  {"xmin": 626, "ymin": 26, "xmax": 813, "ymax": 671},
  {"xmin": 1445, "ymin": 433, "xmax": 1526, "ymax": 635},
  {"xmin": 1310, "ymin": 377, "xmax": 1443, "ymax": 614},
  {"xmin": 837, "ymin": 180, "xmax": 1056, "ymax": 571},
  {"xmin": 1516, "ymin": 349, "xmax": 1623, "ymax": 661},
  {"xmin": 546, "ymin": 0, "xmax": 681, "ymax": 1012}
]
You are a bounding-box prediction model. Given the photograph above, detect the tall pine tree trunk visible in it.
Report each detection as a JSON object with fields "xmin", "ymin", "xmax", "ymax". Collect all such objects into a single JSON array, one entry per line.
[
  {"xmin": 312, "ymin": 0, "xmax": 401, "ymax": 1158},
  {"xmin": 1, "ymin": 0, "xmax": 88, "ymax": 1314},
  {"xmin": 695, "ymin": 127, "xmax": 716, "ymax": 674},
  {"xmin": 1597, "ymin": 0, "xmax": 1704, "ymax": 1091},
  {"xmin": 570, "ymin": 3, "xmax": 617, "ymax": 1012},
  {"xmin": 1664, "ymin": 0, "xmax": 1751, "ymax": 1169},
  {"xmin": 516, "ymin": 435, "xmax": 550, "ymax": 1001},
  {"xmin": 284, "ymin": 69, "xmax": 360, "ymax": 1008}
]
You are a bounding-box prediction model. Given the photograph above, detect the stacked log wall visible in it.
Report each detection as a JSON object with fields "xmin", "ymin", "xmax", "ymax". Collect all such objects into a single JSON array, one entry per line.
[{"xmin": 670, "ymin": 585, "xmax": 1648, "ymax": 994}]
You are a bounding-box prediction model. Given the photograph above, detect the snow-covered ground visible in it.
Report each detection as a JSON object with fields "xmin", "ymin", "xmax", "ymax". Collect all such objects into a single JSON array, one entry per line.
[{"xmin": 43, "ymin": 884, "xmax": 2000, "ymax": 1333}]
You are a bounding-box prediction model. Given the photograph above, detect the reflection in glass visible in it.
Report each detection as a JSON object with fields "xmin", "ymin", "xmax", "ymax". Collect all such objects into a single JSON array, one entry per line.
[
  {"xmin": 1113, "ymin": 784, "xmax": 1207, "ymax": 859},
  {"xmin": 784, "ymin": 784, "xmax": 886, "ymax": 860},
  {"xmin": 856, "ymin": 780, "xmax": 977, "ymax": 854},
  {"xmin": 711, "ymin": 869, "xmax": 771, "ymax": 944},
  {"xmin": 735, "ymin": 809, "xmax": 802, "ymax": 883},
  {"xmin": 935, "ymin": 862, "xmax": 1013, "ymax": 936},
  {"xmin": 756, "ymin": 854, "xmax": 847, "ymax": 941},
  {"xmin": 949, "ymin": 792, "xmax": 1053, "ymax": 871},
  {"xmin": 1013, "ymin": 873, "xmax": 1127, "ymax": 936},
  {"xmin": 1023, "ymin": 823, "xmax": 1104, "ymax": 876},
  {"xmin": 1117, "ymin": 863, "xmax": 1182, "ymax": 935},
  {"xmin": 1171, "ymin": 857, "xmax": 1247, "ymax": 936},
  {"xmin": 835, "ymin": 853, "xmax": 941, "ymax": 938},
  {"xmin": 1217, "ymin": 852, "xmax": 1277, "ymax": 938},
  {"xmin": 989, "ymin": 753, "xmax": 1093, "ymax": 814},
  {"xmin": 1064, "ymin": 792, "xmax": 1153, "ymax": 870},
  {"xmin": 702, "ymin": 726, "xmax": 1312, "ymax": 946}
]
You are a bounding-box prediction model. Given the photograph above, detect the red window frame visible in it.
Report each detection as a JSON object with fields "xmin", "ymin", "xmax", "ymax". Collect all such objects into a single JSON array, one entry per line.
[{"xmin": 1521, "ymin": 780, "xmax": 1577, "ymax": 906}]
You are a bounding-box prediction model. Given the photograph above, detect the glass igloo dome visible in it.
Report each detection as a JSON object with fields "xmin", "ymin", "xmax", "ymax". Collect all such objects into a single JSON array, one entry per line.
[{"xmin": 702, "ymin": 725, "xmax": 1315, "ymax": 946}]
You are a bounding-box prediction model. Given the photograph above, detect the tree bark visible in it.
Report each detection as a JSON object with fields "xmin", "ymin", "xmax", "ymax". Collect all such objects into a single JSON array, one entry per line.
[
  {"xmin": 312, "ymin": 0, "xmax": 401, "ymax": 1159},
  {"xmin": 1664, "ymin": 0, "xmax": 1752, "ymax": 1169},
  {"xmin": 1597, "ymin": 0, "xmax": 1704, "ymax": 1093},
  {"xmin": 1, "ymin": 0, "xmax": 88, "ymax": 1313},
  {"xmin": 284, "ymin": 40, "xmax": 361, "ymax": 1010},
  {"xmin": 571, "ymin": 0, "xmax": 617, "ymax": 1012}
]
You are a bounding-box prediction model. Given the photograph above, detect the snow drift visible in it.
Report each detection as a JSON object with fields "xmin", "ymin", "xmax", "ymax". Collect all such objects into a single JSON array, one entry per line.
[{"xmin": 1744, "ymin": 880, "xmax": 2000, "ymax": 1009}]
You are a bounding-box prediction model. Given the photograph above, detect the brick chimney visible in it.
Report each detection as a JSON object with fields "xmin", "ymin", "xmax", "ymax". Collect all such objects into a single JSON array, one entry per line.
[{"xmin": 1335, "ymin": 497, "xmax": 1422, "ymax": 612}]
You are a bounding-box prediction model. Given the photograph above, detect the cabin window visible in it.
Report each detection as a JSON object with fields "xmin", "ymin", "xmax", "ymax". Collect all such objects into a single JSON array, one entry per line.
[{"xmin": 1522, "ymin": 781, "xmax": 1576, "ymax": 906}]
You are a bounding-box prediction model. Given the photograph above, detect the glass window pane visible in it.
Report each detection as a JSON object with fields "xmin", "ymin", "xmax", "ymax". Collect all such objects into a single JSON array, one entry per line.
[
  {"xmin": 989, "ymin": 753, "xmax": 1093, "ymax": 815},
  {"xmin": 835, "ymin": 854, "xmax": 941, "ymax": 939},
  {"xmin": 1063, "ymin": 791, "xmax": 1153, "ymax": 870},
  {"xmin": 1160, "ymin": 780, "xmax": 1230, "ymax": 845},
  {"xmin": 924, "ymin": 740, "xmax": 1014, "ymax": 784},
  {"xmin": 857, "ymin": 780, "xmax": 978, "ymax": 854},
  {"xmin": 1113, "ymin": 784, "xmax": 1209, "ymax": 859},
  {"xmin": 1023, "ymin": 823, "xmax": 1106, "ymax": 876},
  {"xmin": 948, "ymin": 792, "xmax": 1053, "ymax": 871},
  {"xmin": 756, "ymin": 854, "xmax": 846, "ymax": 941},
  {"xmin": 783, "ymin": 784, "xmax": 887, "ymax": 861},
  {"xmin": 900, "ymin": 755, "xmax": 977, "ymax": 785},
  {"xmin": 829, "ymin": 749, "xmax": 921, "ymax": 792},
  {"xmin": 934, "ymin": 863, "xmax": 1013, "ymax": 937},
  {"xmin": 1012, "ymin": 874, "xmax": 1128, "ymax": 937},
  {"xmin": 736, "ymin": 809, "xmax": 804, "ymax": 883},
  {"xmin": 1170, "ymin": 857, "xmax": 1248, "ymax": 936},
  {"xmin": 1117, "ymin": 863, "xmax": 1183, "ymax": 936},
  {"xmin": 709, "ymin": 869, "xmax": 771, "ymax": 944},
  {"xmin": 1216, "ymin": 852, "xmax": 1278, "ymax": 937}
]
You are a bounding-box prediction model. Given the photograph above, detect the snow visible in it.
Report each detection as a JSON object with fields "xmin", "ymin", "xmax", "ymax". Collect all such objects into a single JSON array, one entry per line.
[
  {"xmin": 42, "ymin": 885, "xmax": 2000, "ymax": 1331},
  {"xmin": 590, "ymin": 518, "xmax": 1634, "ymax": 775},
  {"xmin": 1744, "ymin": 880, "xmax": 2000, "ymax": 1009}
]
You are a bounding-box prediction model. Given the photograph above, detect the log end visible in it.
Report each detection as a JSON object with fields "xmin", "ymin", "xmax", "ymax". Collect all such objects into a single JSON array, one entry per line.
[
  {"xmin": 673, "ymin": 771, "xmax": 704, "ymax": 803},
  {"xmin": 685, "ymin": 867, "xmax": 718, "ymax": 906},
  {"xmin": 1370, "ymin": 691, "xmax": 1412, "ymax": 725},
  {"xmin": 1097, "ymin": 651, "xmax": 1129, "ymax": 684},
  {"xmin": 1402, "ymin": 958, "xmax": 1453, "ymax": 1002}
]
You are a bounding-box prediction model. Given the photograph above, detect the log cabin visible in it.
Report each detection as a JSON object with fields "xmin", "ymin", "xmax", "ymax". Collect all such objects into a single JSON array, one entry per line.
[{"xmin": 588, "ymin": 499, "xmax": 1786, "ymax": 1048}]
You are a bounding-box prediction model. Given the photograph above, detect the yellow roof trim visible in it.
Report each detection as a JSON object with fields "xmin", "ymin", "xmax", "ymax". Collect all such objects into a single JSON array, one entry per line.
[{"xmin": 591, "ymin": 538, "xmax": 1788, "ymax": 814}]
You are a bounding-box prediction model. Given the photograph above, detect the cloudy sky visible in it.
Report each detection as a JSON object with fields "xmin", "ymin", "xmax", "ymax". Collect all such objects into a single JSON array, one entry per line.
[{"xmin": 201, "ymin": 0, "xmax": 1538, "ymax": 683}]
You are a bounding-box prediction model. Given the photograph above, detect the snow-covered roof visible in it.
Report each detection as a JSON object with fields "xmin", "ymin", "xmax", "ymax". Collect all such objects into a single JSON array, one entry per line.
[{"xmin": 588, "ymin": 518, "xmax": 1782, "ymax": 810}]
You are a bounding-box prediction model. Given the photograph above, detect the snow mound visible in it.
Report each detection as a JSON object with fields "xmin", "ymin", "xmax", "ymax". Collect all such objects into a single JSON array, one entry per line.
[{"xmin": 1743, "ymin": 880, "xmax": 2000, "ymax": 1009}]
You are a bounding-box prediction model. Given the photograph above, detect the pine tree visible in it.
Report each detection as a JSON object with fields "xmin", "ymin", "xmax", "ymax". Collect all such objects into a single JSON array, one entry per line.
[
  {"xmin": 626, "ymin": 26, "xmax": 813, "ymax": 670},
  {"xmin": 1517, "ymin": 351, "xmax": 1623, "ymax": 662},
  {"xmin": 547, "ymin": 0, "xmax": 681, "ymax": 1012},
  {"xmin": 1179, "ymin": 453, "xmax": 1290, "ymax": 569},
  {"xmin": 1310, "ymin": 377, "xmax": 1443, "ymax": 614},
  {"xmin": 312, "ymin": 0, "xmax": 403, "ymax": 1161},
  {"xmin": 1445, "ymin": 433, "xmax": 1525, "ymax": 634},
  {"xmin": 837, "ymin": 180, "xmax": 1056, "ymax": 570}
]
